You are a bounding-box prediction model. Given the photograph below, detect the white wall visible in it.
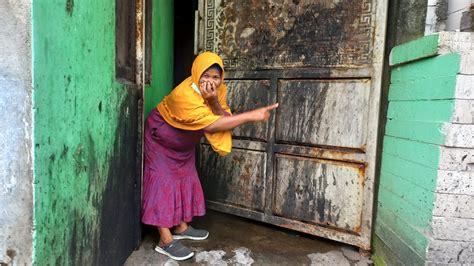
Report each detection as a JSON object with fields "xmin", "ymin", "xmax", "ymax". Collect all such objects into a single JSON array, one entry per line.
[
  {"xmin": 426, "ymin": 0, "xmax": 473, "ymax": 34},
  {"xmin": 426, "ymin": 32, "xmax": 474, "ymax": 265},
  {"xmin": 0, "ymin": 0, "xmax": 33, "ymax": 264},
  {"xmin": 446, "ymin": 0, "xmax": 472, "ymax": 30}
]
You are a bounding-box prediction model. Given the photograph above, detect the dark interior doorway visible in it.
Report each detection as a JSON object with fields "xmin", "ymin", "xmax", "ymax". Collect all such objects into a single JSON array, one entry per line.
[{"xmin": 173, "ymin": 0, "xmax": 198, "ymax": 86}]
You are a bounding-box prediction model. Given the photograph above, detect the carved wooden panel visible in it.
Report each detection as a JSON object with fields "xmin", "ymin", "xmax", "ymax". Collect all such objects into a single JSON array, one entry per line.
[
  {"xmin": 202, "ymin": 0, "xmax": 373, "ymax": 70},
  {"xmin": 273, "ymin": 154, "xmax": 364, "ymax": 232},
  {"xmin": 200, "ymin": 145, "xmax": 267, "ymax": 211},
  {"xmin": 227, "ymin": 80, "xmax": 271, "ymax": 141},
  {"xmin": 276, "ymin": 79, "xmax": 371, "ymax": 149}
]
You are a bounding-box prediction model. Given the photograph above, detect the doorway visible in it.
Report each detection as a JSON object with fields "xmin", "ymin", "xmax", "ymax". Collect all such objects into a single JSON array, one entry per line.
[
  {"xmin": 173, "ymin": 0, "xmax": 198, "ymax": 87},
  {"xmin": 141, "ymin": 0, "xmax": 388, "ymax": 254},
  {"xmin": 140, "ymin": 0, "xmax": 199, "ymax": 239}
]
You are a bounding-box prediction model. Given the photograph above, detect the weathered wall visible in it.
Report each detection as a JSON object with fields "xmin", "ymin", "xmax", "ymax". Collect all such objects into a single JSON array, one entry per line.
[
  {"xmin": 446, "ymin": 0, "xmax": 473, "ymax": 31},
  {"xmin": 388, "ymin": 0, "xmax": 428, "ymax": 46},
  {"xmin": 425, "ymin": 0, "xmax": 448, "ymax": 34},
  {"xmin": 33, "ymin": 0, "xmax": 140, "ymax": 264},
  {"xmin": 0, "ymin": 0, "xmax": 33, "ymax": 264},
  {"xmin": 426, "ymin": 0, "xmax": 474, "ymax": 34},
  {"xmin": 425, "ymin": 32, "xmax": 474, "ymax": 265},
  {"xmin": 373, "ymin": 32, "xmax": 474, "ymax": 265}
]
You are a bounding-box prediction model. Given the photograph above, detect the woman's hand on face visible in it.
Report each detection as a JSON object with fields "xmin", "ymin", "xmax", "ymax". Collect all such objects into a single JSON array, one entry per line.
[
  {"xmin": 199, "ymin": 81, "xmax": 219, "ymax": 104},
  {"xmin": 249, "ymin": 103, "xmax": 279, "ymax": 122}
]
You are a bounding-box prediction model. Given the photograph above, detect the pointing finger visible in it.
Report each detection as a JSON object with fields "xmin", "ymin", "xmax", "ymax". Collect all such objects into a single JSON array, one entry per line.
[{"xmin": 266, "ymin": 103, "xmax": 279, "ymax": 110}]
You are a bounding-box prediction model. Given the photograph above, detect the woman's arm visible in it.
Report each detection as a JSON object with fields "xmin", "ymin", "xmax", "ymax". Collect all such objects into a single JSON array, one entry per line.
[{"xmin": 205, "ymin": 103, "xmax": 279, "ymax": 133}]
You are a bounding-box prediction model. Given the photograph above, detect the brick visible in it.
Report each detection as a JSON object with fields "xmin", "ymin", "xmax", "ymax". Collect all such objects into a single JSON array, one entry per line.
[
  {"xmin": 381, "ymin": 152, "xmax": 438, "ymax": 190},
  {"xmin": 438, "ymin": 32, "xmax": 474, "ymax": 55},
  {"xmin": 387, "ymin": 100, "xmax": 455, "ymax": 123},
  {"xmin": 376, "ymin": 205, "xmax": 430, "ymax": 258},
  {"xmin": 389, "ymin": 32, "xmax": 473, "ymax": 67},
  {"xmin": 439, "ymin": 147, "xmax": 474, "ymax": 171},
  {"xmin": 436, "ymin": 170, "xmax": 474, "ymax": 195},
  {"xmin": 390, "ymin": 34, "xmax": 440, "ymax": 66},
  {"xmin": 427, "ymin": 239, "xmax": 474, "ymax": 264},
  {"xmin": 378, "ymin": 186, "xmax": 433, "ymax": 228},
  {"xmin": 460, "ymin": 52, "xmax": 474, "ymax": 74},
  {"xmin": 383, "ymin": 136, "xmax": 440, "ymax": 169},
  {"xmin": 452, "ymin": 99, "xmax": 474, "ymax": 124},
  {"xmin": 386, "ymin": 120, "xmax": 445, "ymax": 145},
  {"xmin": 455, "ymin": 75, "xmax": 474, "ymax": 99},
  {"xmin": 372, "ymin": 236, "xmax": 405, "ymax": 266},
  {"xmin": 388, "ymin": 75, "xmax": 457, "ymax": 101},
  {"xmin": 432, "ymin": 216, "xmax": 474, "ymax": 241},
  {"xmin": 379, "ymin": 170, "xmax": 436, "ymax": 211},
  {"xmin": 443, "ymin": 124, "xmax": 474, "ymax": 148},
  {"xmin": 390, "ymin": 53, "xmax": 461, "ymax": 83},
  {"xmin": 375, "ymin": 220, "xmax": 426, "ymax": 265},
  {"xmin": 433, "ymin": 193, "xmax": 474, "ymax": 219}
]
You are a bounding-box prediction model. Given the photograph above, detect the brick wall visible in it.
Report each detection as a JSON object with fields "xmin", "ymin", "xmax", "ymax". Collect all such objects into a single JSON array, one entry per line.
[
  {"xmin": 426, "ymin": 33, "xmax": 474, "ymax": 265},
  {"xmin": 373, "ymin": 32, "xmax": 474, "ymax": 265}
]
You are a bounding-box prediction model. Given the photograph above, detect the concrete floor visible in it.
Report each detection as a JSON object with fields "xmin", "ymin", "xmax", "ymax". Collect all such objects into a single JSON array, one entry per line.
[{"xmin": 125, "ymin": 210, "xmax": 373, "ymax": 265}]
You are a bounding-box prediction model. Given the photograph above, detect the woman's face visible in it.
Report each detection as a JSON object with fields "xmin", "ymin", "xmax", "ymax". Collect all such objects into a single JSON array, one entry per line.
[{"xmin": 199, "ymin": 68, "xmax": 221, "ymax": 88}]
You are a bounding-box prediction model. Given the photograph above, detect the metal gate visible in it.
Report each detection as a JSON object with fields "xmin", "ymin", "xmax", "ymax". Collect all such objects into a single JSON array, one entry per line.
[{"xmin": 196, "ymin": 0, "xmax": 387, "ymax": 250}]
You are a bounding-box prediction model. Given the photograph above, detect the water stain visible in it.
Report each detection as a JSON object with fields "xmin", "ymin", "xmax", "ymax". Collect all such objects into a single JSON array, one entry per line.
[{"xmin": 65, "ymin": 0, "xmax": 74, "ymax": 16}]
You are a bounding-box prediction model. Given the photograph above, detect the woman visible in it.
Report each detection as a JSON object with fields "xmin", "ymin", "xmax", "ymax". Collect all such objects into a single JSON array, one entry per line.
[{"xmin": 142, "ymin": 52, "xmax": 278, "ymax": 261}]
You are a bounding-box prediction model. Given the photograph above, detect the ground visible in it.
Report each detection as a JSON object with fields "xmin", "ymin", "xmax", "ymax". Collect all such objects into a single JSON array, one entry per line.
[{"xmin": 125, "ymin": 210, "xmax": 373, "ymax": 265}]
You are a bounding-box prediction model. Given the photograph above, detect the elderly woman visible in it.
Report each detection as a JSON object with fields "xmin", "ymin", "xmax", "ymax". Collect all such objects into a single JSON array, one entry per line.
[{"xmin": 141, "ymin": 52, "xmax": 278, "ymax": 261}]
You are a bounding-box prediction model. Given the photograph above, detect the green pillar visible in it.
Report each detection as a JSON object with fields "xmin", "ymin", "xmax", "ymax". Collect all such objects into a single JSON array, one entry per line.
[{"xmin": 145, "ymin": 0, "xmax": 174, "ymax": 117}]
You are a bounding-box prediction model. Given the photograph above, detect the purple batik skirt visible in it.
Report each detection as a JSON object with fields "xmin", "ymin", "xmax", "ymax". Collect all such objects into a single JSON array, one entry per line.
[{"xmin": 141, "ymin": 109, "xmax": 206, "ymax": 228}]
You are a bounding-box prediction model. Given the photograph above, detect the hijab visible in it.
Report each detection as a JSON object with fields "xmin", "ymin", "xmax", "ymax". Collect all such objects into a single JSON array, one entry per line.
[{"xmin": 157, "ymin": 52, "xmax": 232, "ymax": 156}]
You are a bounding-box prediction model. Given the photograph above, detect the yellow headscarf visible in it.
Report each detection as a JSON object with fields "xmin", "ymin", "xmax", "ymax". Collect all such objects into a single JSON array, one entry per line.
[{"xmin": 157, "ymin": 52, "xmax": 232, "ymax": 156}]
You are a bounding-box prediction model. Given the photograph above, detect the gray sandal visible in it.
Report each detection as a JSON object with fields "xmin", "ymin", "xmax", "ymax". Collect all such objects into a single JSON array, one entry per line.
[
  {"xmin": 154, "ymin": 240, "xmax": 194, "ymax": 261},
  {"xmin": 173, "ymin": 225, "xmax": 209, "ymax": 240}
]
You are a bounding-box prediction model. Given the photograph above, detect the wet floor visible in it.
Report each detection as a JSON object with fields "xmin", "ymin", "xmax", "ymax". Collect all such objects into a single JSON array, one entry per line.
[{"xmin": 125, "ymin": 210, "xmax": 373, "ymax": 265}]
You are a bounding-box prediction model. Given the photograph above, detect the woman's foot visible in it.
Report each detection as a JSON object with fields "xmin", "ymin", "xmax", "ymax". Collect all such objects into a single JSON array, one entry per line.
[
  {"xmin": 173, "ymin": 225, "xmax": 209, "ymax": 240},
  {"xmin": 154, "ymin": 240, "xmax": 194, "ymax": 261}
]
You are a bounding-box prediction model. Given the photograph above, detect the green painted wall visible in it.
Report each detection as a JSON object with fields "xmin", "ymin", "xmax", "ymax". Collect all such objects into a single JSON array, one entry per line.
[
  {"xmin": 144, "ymin": 0, "xmax": 174, "ymax": 118},
  {"xmin": 373, "ymin": 35, "xmax": 461, "ymax": 265},
  {"xmin": 33, "ymin": 0, "xmax": 139, "ymax": 264}
]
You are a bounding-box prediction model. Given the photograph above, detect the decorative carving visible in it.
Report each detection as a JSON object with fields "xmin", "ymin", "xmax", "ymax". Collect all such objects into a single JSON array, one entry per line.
[{"xmin": 202, "ymin": 0, "xmax": 375, "ymax": 70}]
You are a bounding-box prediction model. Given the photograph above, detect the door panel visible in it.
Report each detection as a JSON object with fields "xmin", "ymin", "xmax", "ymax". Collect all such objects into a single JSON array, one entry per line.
[
  {"xmin": 200, "ymin": 145, "xmax": 267, "ymax": 212},
  {"xmin": 227, "ymin": 80, "xmax": 271, "ymax": 141},
  {"xmin": 273, "ymin": 154, "xmax": 364, "ymax": 233},
  {"xmin": 197, "ymin": 0, "xmax": 387, "ymax": 250},
  {"xmin": 276, "ymin": 79, "xmax": 370, "ymax": 149}
]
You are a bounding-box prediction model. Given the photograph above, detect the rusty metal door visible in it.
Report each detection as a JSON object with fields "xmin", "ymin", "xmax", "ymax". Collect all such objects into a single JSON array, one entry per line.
[{"xmin": 196, "ymin": 0, "xmax": 387, "ymax": 250}]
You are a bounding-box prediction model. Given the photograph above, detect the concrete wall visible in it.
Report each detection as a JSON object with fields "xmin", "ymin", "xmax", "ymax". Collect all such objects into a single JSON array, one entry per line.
[
  {"xmin": 0, "ymin": 0, "xmax": 33, "ymax": 265},
  {"xmin": 373, "ymin": 32, "xmax": 474, "ymax": 265}
]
